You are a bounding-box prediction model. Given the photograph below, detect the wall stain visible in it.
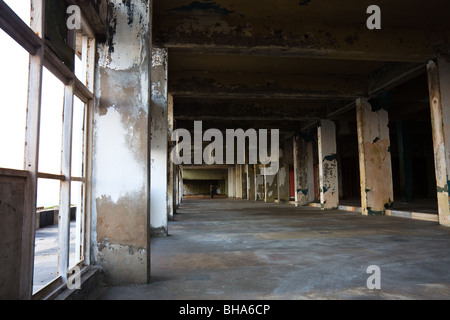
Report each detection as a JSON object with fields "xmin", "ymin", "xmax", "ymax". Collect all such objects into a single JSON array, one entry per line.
[{"xmin": 168, "ymin": 1, "xmax": 239, "ymax": 16}]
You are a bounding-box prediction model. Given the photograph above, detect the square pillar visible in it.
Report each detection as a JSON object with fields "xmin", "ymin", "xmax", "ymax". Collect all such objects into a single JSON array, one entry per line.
[
  {"xmin": 293, "ymin": 135, "xmax": 311, "ymax": 206},
  {"xmin": 167, "ymin": 94, "xmax": 175, "ymax": 219},
  {"xmin": 318, "ymin": 120, "xmax": 339, "ymax": 209},
  {"xmin": 248, "ymin": 164, "xmax": 256, "ymax": 200},
  {"xmin": 427, "ymin": 58, "xmax": 450, "ymax": 226},
  {"xmin": 356, "ymin": 98, "xmax": 394, "ymax": 215},
  {"xmin": 93, "ymin": 1, "xmax": 151, "ymax": 285},
  {"xmin": 265, "ymin": 166, "xmax": 277, "ymax": 202},
  {"xmin": 306, "ymin": 140, "xmax": 315, "ymax": 203},
  {"xmin": 277, "ymin": 142, "xmax": 290, "ymax": 203},
  {"xmin": 255, "ymin": 165, "xmax": 265, "ymax": 201},
  {"xmin": 150, "ymin": 47, "xmax": 168, "ymax": 236}
]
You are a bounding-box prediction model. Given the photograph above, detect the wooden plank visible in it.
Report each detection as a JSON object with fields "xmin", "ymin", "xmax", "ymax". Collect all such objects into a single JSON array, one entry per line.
[
  {"xmin": 0, "ymin": 0, "xmax": 43, "ymax": 54},
  {"xmin": 37, "ymin": 172, "xmax": 66, "ymax": 181}
]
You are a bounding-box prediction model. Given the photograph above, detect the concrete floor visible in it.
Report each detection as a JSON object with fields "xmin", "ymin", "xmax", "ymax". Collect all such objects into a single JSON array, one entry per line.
[{"xmin": 90, "ymin": 198, "xmax": 450, "ymax": 300}]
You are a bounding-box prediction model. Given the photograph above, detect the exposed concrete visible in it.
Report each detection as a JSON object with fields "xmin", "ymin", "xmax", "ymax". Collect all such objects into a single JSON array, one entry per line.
[
  {"xmin": 277, "ymin": 142, "xmax": 290, "ymax": 203},
  {"xmin": 151, "ymin": 47, "xmax": 169, "ymax": 237},
  {"xmin": 356, "ymin": 98, "xmax": 394, "ymax": 216},
  {"xmin": 293, "ymin": 136, "xmax": 310, "ymax": 206},
  {"xmin": 265, "ymin": 169, "xmax": 277, "ymax": 203},
  {"xmin": 255, "ymin": 165, "xmax": 265, "ymax": 201},
  {"xmin": 92, "ymin": 0, "xmax": 151, "ymax": 286},
  {"xmin": 91, "ymin": 198, "xmax": 450, "ymax": 300},
  {"xmin": 427, "ymin": 58, "xmax": 450, "ymax": 227},
  {"xmin": 167, "ymin": 95, "xmax": 175, "ymax": 220},
  {"xmin": 248, "ymin": 164, "xmax": 256, "ymax": 201},
  {"xmin": 318, "ymin": 120, "xmax": 339, "ymax": 209}
]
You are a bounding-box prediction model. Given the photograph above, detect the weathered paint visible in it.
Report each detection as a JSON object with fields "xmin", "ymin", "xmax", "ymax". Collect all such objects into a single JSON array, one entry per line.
[
  {"xmin": 427, "ymin": 58, "xmax": 450, "ymax": 227},
  {"xmin": 356, "ymin": 98, "xmax": 394, "ymax": 216},
  {"xmin": 150, "ymin": 47, "xmax": 169, "ymax": 236},
  {"xmin": 92, "ymin": 0, "xmax": 151, "ymax": 285},
  {"xmin": 293, "ymin": 136, "xmax": 310, "ymax": 206},
  {"xmin": 255, "ymin": 165, "xmax": 265, "ymax": 201},
  {"xmin": 247, "ymin": 164, "xmax": 256, "ymax": 201},
  {"xmin": 318, "ymin": 120, "xmax": 339, "ymax": 209},
  {"xmin": 265, "ymin": 169, "xmax": 277, "ymax": 202}
]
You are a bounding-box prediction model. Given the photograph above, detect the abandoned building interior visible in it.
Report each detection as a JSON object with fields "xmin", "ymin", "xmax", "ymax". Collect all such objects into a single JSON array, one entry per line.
[{"xmin": 1, "ymin": 0, "xmax": 450, "ymax": 300}]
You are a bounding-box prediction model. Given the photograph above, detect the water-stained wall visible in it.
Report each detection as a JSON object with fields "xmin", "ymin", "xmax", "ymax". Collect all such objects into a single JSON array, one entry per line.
[{"xmin": 92, "ymin": 0, "xmax": 151, "ymax": 285}]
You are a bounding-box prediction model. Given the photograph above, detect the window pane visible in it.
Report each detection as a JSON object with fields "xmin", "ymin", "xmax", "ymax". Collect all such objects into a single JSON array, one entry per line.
[
  {"xmin": 34, "ymin": 178, "xmax": 61, "ymax": 294},
  {"xmin": 4, "ymin": 0, "xmax": 31, "ymax": 27},
  {"xmin": 38, "ymin": 68, "xmax": 64, "ymax": 175},
  {"xmin": 0, "ymin": 29, "xmax": 29, "ymax": 170},
  {"xmin": 71, "ymin": 97, "xmax": 86, "ymax": 178},
  {"xmin": 69, "ymin": 181, "xmax": 85, "ymax": 268}
]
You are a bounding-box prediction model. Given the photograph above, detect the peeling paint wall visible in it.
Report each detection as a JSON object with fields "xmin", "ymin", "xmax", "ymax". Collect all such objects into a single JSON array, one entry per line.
[
  {"xmin": 255, "ymin": 165, "xmax": 265, "ymax": 201},
  {"xmin": 356, "ymin": 98, "xmax": 394, "ymax": 216},
  {"xmin": 427, "ymin": 58, "xmax": 450, "ymax": 226},
  {"xmin": 92, "ymin": 0, "xmax": 151, "ymax": 285},
  {"xmin": 293, "ymin": 136, "xmax": 310, "ymax": 206},
  {"xmin": 277, "ymin": 141, "xmax": 290, "ymax": 203},
  {"xmin": 318, "ymin": 120, "xmax": 339, "ymax": 209},
  {"xmin": 248, "ymin": 164, "xmax": 256, "ymax": 201},
  {"xmin": 265, "ymin": 170, "xmax": 277, "ymax": 202},
  {"xmin": 151, "ymin": 47, "xmax": 169, "ymax": 236}
]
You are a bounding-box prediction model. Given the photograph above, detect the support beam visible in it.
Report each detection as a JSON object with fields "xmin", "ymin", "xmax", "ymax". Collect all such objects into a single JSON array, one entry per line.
[
  {"xmin": 151, "ymin": 47, "xmax": 169, "ymax": 236},
  {"xmin": 167, "ymin": 94, "xmax": 175, "ymax": 220},
  {"xmin": 93, "ymin": 1, "xmax": 151, "ymax": 285},
  {"xmin": 248, "ymin": 164, "xmax": 256, "ymax": 201},
  {"xmin": 427, "ymin": 58, "xmax": 450, "ymax": 226},
  {"xmin": 277, "ymin": 142, "xmax": 290, "ymax": 203},
  {"xmin": 155, "ymin": 16, "xmax": 447, "ymax": 62},
  {"xmin": 318, "ymin": 120, "xmax": 339, "ymax": 209},
  {"xmin": 293, "ymin": 136, "xmax": 310, "ymax": 206},
  {"xmin": 356, "ymin": 98, "xmax": 394, "ymax": 215},
  {"xmin": 255, "ymin": 165, "xmax": 265, "ymax": 201},
  {"xmin": 170, "ymin": 71, "xmax": 367, "ymax": 100},
  {"xmin": 265, "ymin": 167, "xmax": 277, "ymax": 203}
]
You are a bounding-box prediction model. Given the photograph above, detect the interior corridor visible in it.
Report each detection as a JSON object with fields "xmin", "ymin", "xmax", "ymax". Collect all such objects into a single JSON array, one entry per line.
[{"xmin": 90, "ymin": 198, "xmax": 450, "ymax": 300}]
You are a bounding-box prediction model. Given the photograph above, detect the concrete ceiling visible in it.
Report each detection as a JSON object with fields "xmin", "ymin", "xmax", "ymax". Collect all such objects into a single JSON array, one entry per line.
[{"xmin": 153, "ymin": 0, "xmax": 450, "ymax": 137}]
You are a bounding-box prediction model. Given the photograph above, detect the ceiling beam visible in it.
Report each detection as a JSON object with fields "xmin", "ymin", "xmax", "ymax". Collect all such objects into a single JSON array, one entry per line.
[
  {"xmin": 170, "ymin": 71, "xmax": 367, "ymax": 100},
  {"xmin": 156, "ymin": 17, "xmax": 448, "ymax": 62}
]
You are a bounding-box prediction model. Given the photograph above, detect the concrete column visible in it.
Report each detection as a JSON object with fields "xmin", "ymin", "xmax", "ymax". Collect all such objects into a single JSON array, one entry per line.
[
  {"xmin": 167, "ymin": 94, "xmax": 175, "ymax": 219},
  {"xmin": 93, "ymin": 1, "xmax": 151, "ymax": 285},
  {"xmin": 242, "ymin": 165, "xmax": 248, "ymax": 199},
  {"xmin": 356, "ymin": 98, "xmax": 394, "ymax": 215},
  {"xmin": 306, "ymin": 140, "xmax": 315, "ymax": 203},
  {"xmin": 150, "ymin": 47, "xmax": 168, "ymax": 236},
  {"xmin": 235, "ymin": 165, "xmax": 242, "ymax": 198},
  {"xmin": 293, "ymin": 135, "xmax": 310, "ymax": 206},
  {"xmin": 255, "ymin": 165, "xmax": 265, "ymax": 201},
  {"xmin": 277, "ymin": 142, "xmax": 290, "ymax": 203},
  {"xmin": 265, "ymin": 167, "xmax": 277, "ymax": 202},
  {"xmin": 248, "ymin": 164, "xmax": 256, "ymax": 200},
  {"xmin": 228, "ymin": 167, "xmax": 234, "ymax": 198},
  {"xmin": 318, "ymin": 120, "xmax": 339, "ymax": 209},
  {"xmin": 427, "ymin": 58, "xmax": 450, "ymax": 226}
]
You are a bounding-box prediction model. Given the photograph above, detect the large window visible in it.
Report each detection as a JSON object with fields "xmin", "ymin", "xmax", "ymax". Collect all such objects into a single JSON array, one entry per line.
[{"xmin": 0, "ymin": 0, "xmax": 96, "ymax": 298}]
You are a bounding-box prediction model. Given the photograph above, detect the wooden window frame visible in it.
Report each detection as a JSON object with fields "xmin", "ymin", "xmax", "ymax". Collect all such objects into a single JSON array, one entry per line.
[{"xmin": 0, "ymin": 0, "xmax": 96, "ymax": 299}]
